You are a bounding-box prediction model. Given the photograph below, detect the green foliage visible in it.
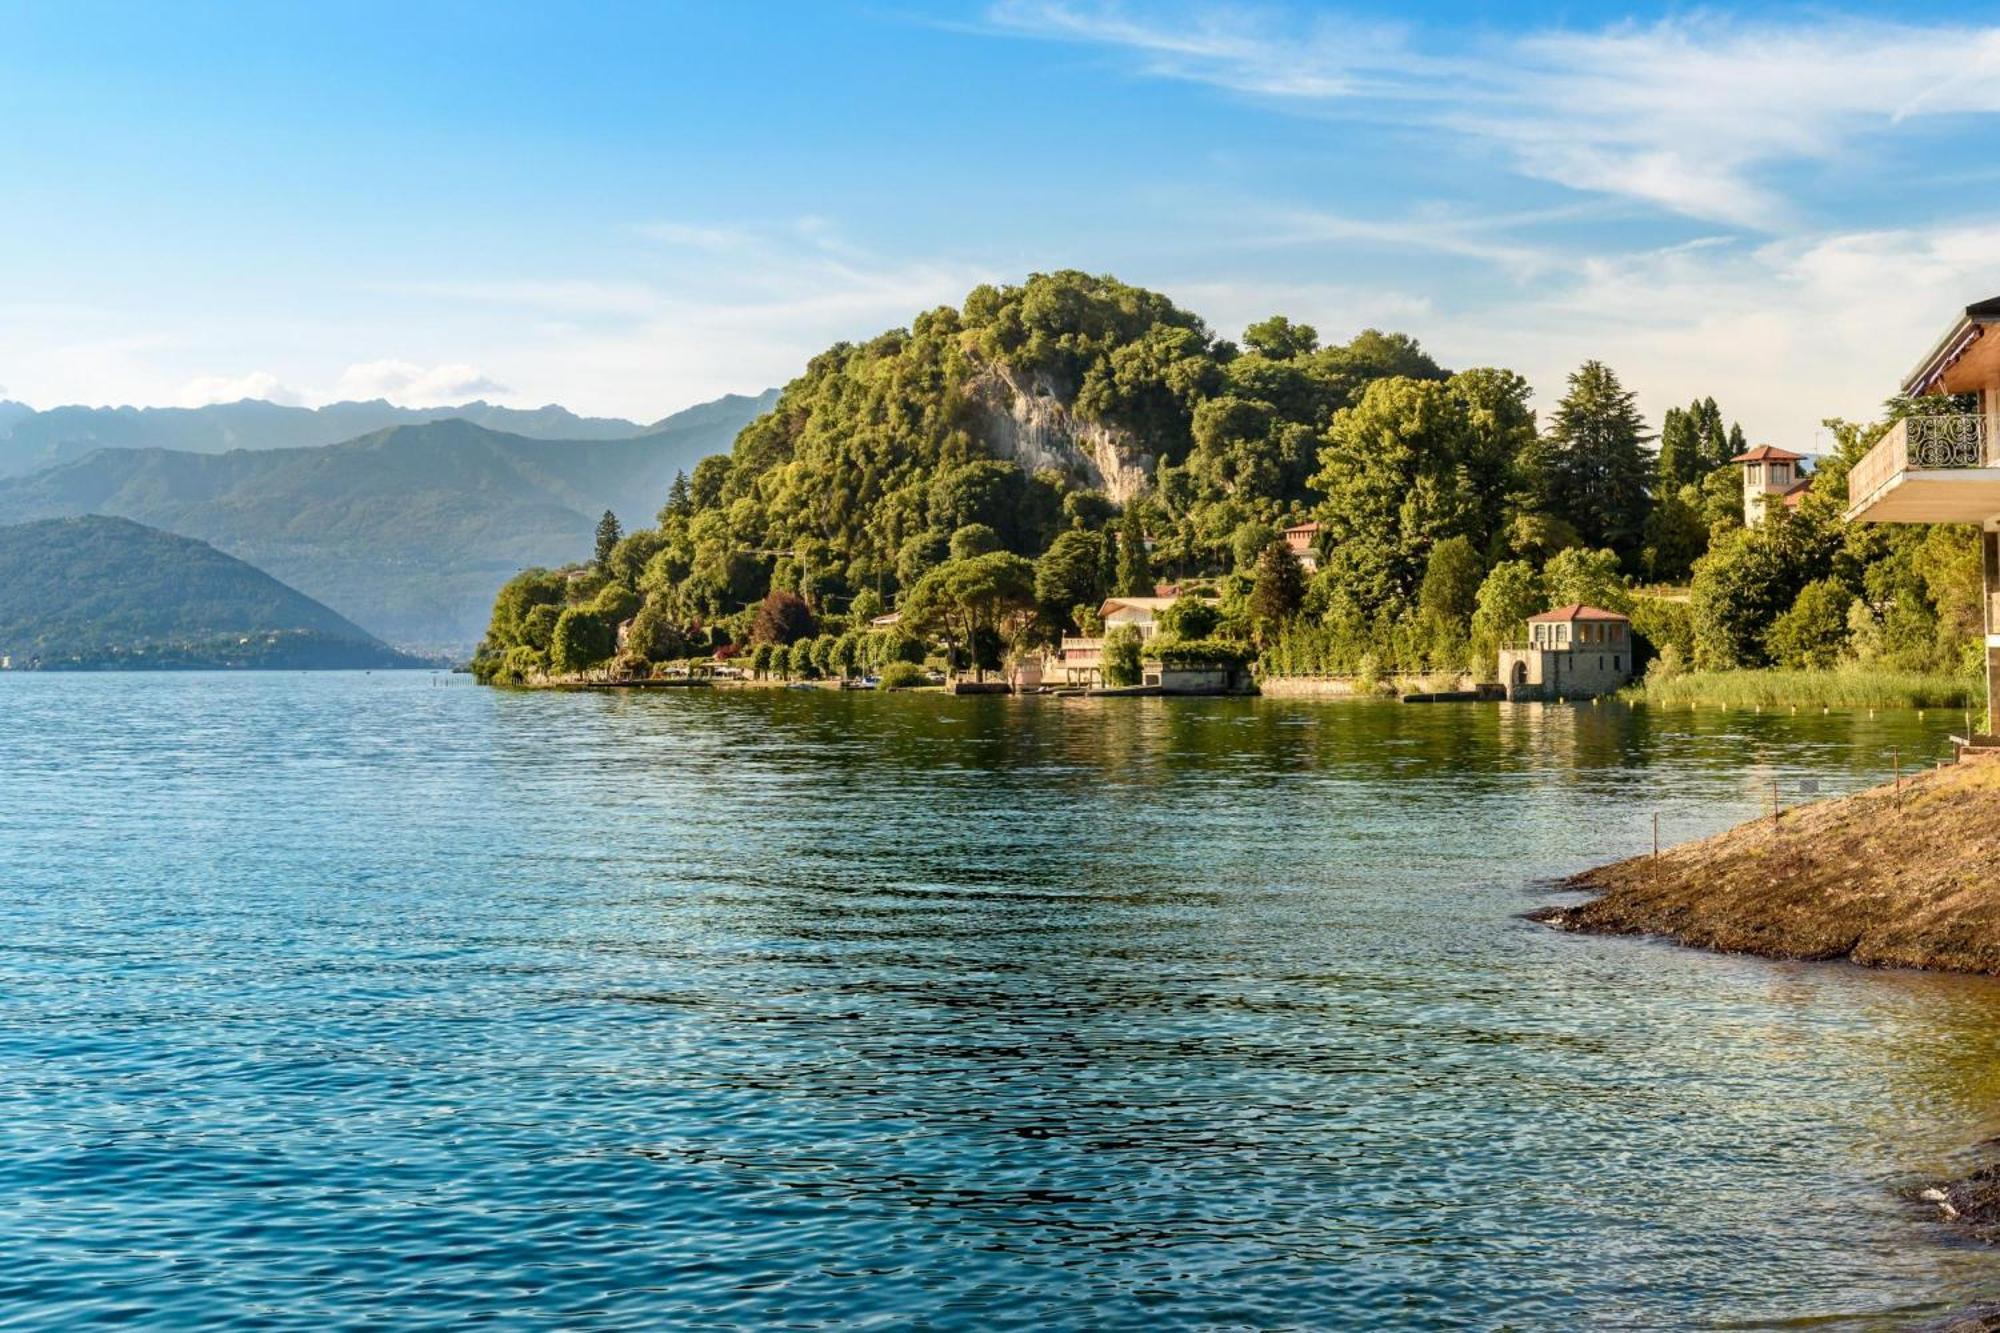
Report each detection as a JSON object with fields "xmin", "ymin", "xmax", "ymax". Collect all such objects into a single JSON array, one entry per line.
[
  {"xmin": 626, "ymin": 597, "xmax": 691, "ymax": 662},
  {"xmin": 1249, "ymin": 539, "xmax": 1305, "ymax": 637},
  {"xmin": 1470, "ymin": 559, "xmax": 1545, "ymax": 664},
  {"xmin": 593, "ymin": 509, "xmax": 623, "ymax": 570},
  {"xmin": 1627, "ymin": 596, "xmax": 1694, "ymax": 667},
  {"xmin": 1416, "ymin": 535, "xmax": 1484, "ymax": 668},
  {"xmin": 550, "ymin": 607, "xmax": 615, "ymax": 674},
  {"xmin": 1525, "ymin": 361, "xmax": 1652, "ymax": 560},
  {"xmin": 1116, "ymin": 509, "xmax": 1153, "ymax": 596},
  {"xmin": 1542, "ymin": 547, "xmax": 1633, "ymax": 615},
  {"xmin": 903, "ymin": 551, "xmax": 1037, "ymax": 677},
  {"xmin": 1102, "ymin": 625, "xmax": 1144, "ymax": 687},
  {"xmin": 1763, "ymin": 578, "xmax": 1853, "ymax": 669},
  {"xmin": 1158, "ymin": 593, "xmax": 1223, "ymax": 640},
  {"xmin": 1035, "ymin": 528, "xmax": 1104, "ymax": 630},
  {"xmin": 878, "ymin": 660, "xmax": 928, "ymax": 689},
  {"xmin": 1148, "ymin": 636, "xmax": 1254, "ymax": 668},
  {"xmin": 750, "ymin": 641, "xmax": 774, "ymax": 678}
]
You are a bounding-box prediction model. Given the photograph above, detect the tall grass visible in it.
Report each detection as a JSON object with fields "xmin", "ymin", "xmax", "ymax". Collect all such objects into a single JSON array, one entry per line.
[{"xmin": 1630, "ymin": 667, "xmax": 1978, "ymax": 711}]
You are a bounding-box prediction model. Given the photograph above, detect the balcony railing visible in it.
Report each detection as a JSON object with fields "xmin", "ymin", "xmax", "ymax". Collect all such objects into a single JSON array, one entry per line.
[{"xmin": 1848, "ymin": 414, "xmax": 1994, "ymax": 511}]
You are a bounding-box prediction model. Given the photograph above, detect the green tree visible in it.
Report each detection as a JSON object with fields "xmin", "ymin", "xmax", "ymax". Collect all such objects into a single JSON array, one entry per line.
[
  {"xmin": 1249, "ymin": 539, "xmax": 1306, "ymax": 639},
  {"xmin": 750, "ymin": 641, "xmax": 774, "ymax": 678},
  {"xmin": 1116, "ymin": 509, "xmax": 1154, "ymax": 596},
  {"xmin": 550, "ymin": 608, "xmax": 615, "ymax": 674},
  {"xmin": 1102, "ymin": 625, "xmax": 1144, "ymax": 687},
  {"xmin": 1526, "ymin": 362, "xmax": 1653, "ymax": 561},
  {"xmin": 1243, "ymin": 315, "xmax": 1319, "ymax": 360},
  {"xmin": 1311, "ymin": 377, "xmax": 1478, "ymax": 612},
  {"xmin": 1470, "ymin": 560, "xmax": 1546, "ymax": 666},
  {"xmin": 593, "ymin": 509, "xmax": 623, "ymax": 571},
  {"xmin": 1159, "ymin": 594, "xmax": 1222, "ymax": 640},
  {"xmin": 626, "ymin": 597, "xmax": 690, "ymax": 662},
  {"xmin": 903, "ymin": 551, "xmax": 1038, "ymax": 681},
  {"xmin": 1765, "ymin": 577, "xmax": 1852, "ymax": 669},
  {"xmin": 1035, "ymin": 528, "xmax": 1104, "ymax": 631},
  {"xmin": 661, "ymin": 470, "xmax": 693, "ymax": 522},
  {"xmin": 1543, "ymin": 547, "xmax": 1634, "ymax": 614},
  {"xmin": 949, "ymin": 522, "xmax": 1002, "ymax": 560},
  {"xmin": 1415, "ymin": 535, "xmax": 1484, "ymax": 667}
]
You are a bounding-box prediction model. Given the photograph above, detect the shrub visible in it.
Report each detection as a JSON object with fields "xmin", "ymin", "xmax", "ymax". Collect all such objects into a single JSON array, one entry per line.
[
  {"xmin": 1103, "ymin": 626, "xmax": 1144, "ymax": 686},
  {"xmin": 879, "ymin": 660, "xmax": 928, "ymax": 690},
  {"xmin": 1148, "ymin": 636, "xmax": 1254, "ymax": 669}
]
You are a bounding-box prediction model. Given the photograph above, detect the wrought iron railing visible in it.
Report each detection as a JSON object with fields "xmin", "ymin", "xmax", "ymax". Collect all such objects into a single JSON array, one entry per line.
[
  {"xmin": 1906, "ymin": 414, "xmax": 1990, "ymax": 468},
  {"xmin": 1848, "ymin": 414, "xmax": 1995, "ymax": 513}
]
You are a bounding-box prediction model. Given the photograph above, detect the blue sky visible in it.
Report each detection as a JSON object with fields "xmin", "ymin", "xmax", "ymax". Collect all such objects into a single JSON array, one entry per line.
[{"xmin": 4, "ymin": 1, "xmax": 1999, "ymax": 444}]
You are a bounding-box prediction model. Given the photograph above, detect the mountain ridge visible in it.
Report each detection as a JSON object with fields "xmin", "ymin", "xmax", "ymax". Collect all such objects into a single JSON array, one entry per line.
[
  {"xmin": 0, "ymin": 387, "xmax": 780, "ymax": 479},
  {"xmin": 0, "ymin": 393, "xmax": 779, "ymax": 651}
]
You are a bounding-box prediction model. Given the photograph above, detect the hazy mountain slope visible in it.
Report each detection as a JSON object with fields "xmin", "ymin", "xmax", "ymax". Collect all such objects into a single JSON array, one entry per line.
[
  {"xmin": 0, "ymin": 406, "xmax": 773, "ymax": 649},
  {"xmin": 0, "ymin": 388, "xmax": 778, "ymax": 478},
  {"xmin": 0, "ymin": 515, "xmax": 422, "ymax": 669}
]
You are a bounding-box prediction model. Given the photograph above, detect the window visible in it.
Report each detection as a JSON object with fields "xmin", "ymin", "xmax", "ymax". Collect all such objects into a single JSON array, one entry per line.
[{"xmin": 1614, "ymin": 656, "xmax": 1621, "ymax": 671}]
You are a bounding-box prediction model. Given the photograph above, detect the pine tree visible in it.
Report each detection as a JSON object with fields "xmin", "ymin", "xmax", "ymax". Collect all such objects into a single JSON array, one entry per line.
[
  {"xmin": 662, "ymin": 470, "xmax": 692, "ymax": 521},
  {"xmin": 593, "ymin": 509, "xmax": 623, "ymax": 570},
  {"xmin": 1116, "ymin": 510, "xmax": 1153, "ymax": 596},
  {"xmin": 1534, "ymin": 362, "xmax": 1653, "ymax": 562},
  {"xmin": 1097, "ymin": 528, "xmax": 1119, "ymax": 596}
]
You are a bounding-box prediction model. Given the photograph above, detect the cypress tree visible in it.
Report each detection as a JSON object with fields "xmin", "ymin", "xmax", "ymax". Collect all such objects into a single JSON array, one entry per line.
[{"xmin": 1116, "ymin": 510, "xmax": 1153, "ymax": 596}]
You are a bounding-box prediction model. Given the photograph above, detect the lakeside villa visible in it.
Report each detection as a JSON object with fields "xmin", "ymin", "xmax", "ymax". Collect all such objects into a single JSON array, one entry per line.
[
  {"xmin": 1845, "ymin": 295, "xmax": 2000, "ymax": 737},
  {"xmin": 1497, "ymin": 605, "xmax": 1634, "ymax": 702}
]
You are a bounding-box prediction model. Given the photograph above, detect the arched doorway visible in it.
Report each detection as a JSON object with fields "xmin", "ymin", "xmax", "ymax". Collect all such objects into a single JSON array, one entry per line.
[{"xmin": 1511, "ymin": 659, "xmax": 1528, "ymax": 689}]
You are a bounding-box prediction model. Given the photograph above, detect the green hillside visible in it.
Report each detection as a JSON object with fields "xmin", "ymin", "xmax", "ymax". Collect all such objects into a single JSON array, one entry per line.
[
  {"xmin": 0, "ymin": 393, "xmax": 775, "ymax": 651},
  {"xmin": 0, "ymin": 516, "xmax": 424, "ymax": 670},
  {"xmin": 476, "ymin": 270, "xmax": 1982, "ymax": 693}
]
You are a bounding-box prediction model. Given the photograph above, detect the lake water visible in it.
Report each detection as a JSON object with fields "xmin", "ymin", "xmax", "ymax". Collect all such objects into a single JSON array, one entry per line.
[{"xmin": 4, "ymin": 672, "xmax": 1999, "ymax": 1330}]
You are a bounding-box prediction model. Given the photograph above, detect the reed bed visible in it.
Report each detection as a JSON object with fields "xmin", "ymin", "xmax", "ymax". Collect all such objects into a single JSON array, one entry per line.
[{"xmin": 1630, "ymin": 668, "xmax": 1977, "ymax": 712}]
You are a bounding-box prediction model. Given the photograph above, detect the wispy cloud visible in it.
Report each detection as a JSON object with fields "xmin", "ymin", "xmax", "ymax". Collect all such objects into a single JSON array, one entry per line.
[
  {"xmin": 334, "ymin": 360, "xmax": 508, "ymax": 405},
  {"xmin": 986, "ymin": 3, "xmax": 2000, "ymax": 228},
  {"xmin": 177, "ymin": 371, "xmax": 305, "ymax": 407}
]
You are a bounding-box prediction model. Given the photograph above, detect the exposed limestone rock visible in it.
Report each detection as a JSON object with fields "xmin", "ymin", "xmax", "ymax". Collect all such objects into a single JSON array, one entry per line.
[{"xmin": 966, "ymin": 365, "xmax": 1153, "ymax": 505}]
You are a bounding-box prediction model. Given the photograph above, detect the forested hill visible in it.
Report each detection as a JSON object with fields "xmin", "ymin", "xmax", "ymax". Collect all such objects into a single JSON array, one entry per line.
[
  {"xmin": 481, "ymin": 269, "xmax": 1981, "ymax": 693},
  {"xmin": 0, "ymin": 387, "xmax": 779, "ymax": 479},
  {"xmin": 0, "ymin": 516, "xmax": 424, "ymax": 670}
]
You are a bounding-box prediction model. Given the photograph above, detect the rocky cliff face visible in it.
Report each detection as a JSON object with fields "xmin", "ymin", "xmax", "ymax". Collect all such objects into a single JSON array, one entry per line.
[{"xmin": 966, "ymin": 365, "xmax": 1152, "ymax": 505}]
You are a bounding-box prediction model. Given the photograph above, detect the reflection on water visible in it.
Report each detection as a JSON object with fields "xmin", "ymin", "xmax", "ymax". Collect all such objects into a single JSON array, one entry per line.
[{"xmin": 1, "ymin": 674, "xmax": 1997, "ymax": 1329}]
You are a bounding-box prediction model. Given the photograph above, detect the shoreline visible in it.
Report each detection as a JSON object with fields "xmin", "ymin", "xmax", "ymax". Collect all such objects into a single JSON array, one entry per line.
[{"xmin": 1534, "ymin": 755, "xmax": 2000, "ymax": 975}]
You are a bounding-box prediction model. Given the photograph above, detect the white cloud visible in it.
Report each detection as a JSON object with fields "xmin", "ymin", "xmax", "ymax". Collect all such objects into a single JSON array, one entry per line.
[
  {"xmin": 332, "ymin": 360, "xmax": 509, "ymax": 406},
  {"xmin": 986, "ymin": 3, "xmax": 2000, "ymax": 228},
  {"xmin": 176, "ymin": 370, "xmax": 305, "ymax": 407}
]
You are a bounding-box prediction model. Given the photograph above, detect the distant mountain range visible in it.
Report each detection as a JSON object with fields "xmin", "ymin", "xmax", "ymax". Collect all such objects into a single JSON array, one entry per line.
[
  {"xmin": 0, "ymin": 388, "xmax": 778, "ymax": 652},
  {"xmin": 0, "ymin": 515, "xmax": 425, "ymax": 670},
  {"xmin": 0, "ymin": 389, "xmax": 779, "ymax": 479}
]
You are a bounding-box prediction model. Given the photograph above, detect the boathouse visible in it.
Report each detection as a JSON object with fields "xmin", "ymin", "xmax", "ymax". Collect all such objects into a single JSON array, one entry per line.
[{"xmin": 1497, "ymin": 605, "xmax": 1633, "ymax": 702}]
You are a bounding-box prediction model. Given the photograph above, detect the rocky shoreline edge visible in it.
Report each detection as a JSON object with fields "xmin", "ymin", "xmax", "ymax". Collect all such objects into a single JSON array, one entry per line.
[{"xmin": 1534, "ymin": 756, "xmax": 2000, "ymax": 974}]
